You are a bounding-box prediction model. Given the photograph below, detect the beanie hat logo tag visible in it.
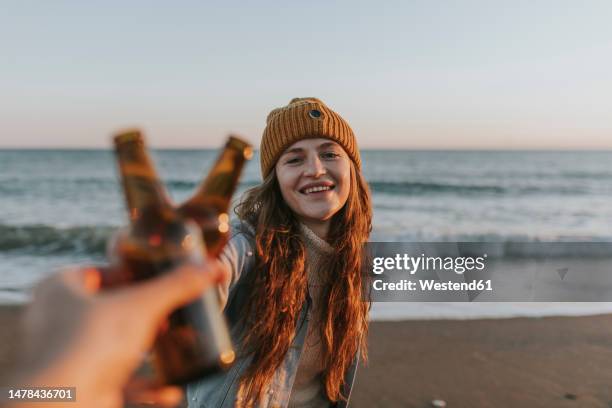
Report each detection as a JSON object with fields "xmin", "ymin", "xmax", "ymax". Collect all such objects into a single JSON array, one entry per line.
[{"xmin": 308, "ymin": 109, "xmax": 322, "ymax": 119}]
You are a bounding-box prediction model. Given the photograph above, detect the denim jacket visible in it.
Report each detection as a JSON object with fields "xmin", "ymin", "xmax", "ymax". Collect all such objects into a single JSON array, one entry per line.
[{"xmin": 186, "ymin": 223, "xmax": 359, "ymax": 408}]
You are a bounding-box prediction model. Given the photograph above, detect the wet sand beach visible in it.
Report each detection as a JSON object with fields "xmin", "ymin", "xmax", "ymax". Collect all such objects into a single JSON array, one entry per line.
[{"xmin": 2, "ymin": 305, "xmax": 612, "ymax": 407}]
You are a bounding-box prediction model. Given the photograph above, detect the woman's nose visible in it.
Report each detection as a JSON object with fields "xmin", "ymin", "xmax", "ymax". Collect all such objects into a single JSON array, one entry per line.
[{"xmin": 304, "ymin": 155, "xmax": 326, "ymax": 177}]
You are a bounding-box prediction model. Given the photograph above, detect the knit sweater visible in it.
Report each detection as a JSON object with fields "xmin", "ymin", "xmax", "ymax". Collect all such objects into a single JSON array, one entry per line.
[{"xmin": 287, "ymin": 224, "xmax": 334, "ymax": 408}]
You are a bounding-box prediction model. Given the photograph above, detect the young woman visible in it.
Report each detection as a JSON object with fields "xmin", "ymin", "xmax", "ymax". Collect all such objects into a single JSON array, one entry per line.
[{"xmin": 188, "ymin": 97, "xmax": 372, "ymax": 408}]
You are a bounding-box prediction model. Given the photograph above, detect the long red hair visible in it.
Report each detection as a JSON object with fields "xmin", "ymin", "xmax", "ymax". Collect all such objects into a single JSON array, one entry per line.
[{"xmin": 234, "ymin": 162, "xmax": 372, "ymax": 406}]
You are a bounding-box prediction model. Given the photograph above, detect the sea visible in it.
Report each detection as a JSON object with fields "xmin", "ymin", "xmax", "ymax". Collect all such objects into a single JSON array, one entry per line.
[{"xmin": 2, "ymin": 149, "xmax": 612, "ymax": 320}]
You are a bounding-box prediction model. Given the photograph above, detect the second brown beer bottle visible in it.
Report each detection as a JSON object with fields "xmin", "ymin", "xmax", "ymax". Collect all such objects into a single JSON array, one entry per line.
[
  {"xmin": 178, "ymin": 136, "xmax": 253, "ymax": 257},
  {"xmin": 113, "ymin": 130, "xmax": 235, "ymax": 385}
]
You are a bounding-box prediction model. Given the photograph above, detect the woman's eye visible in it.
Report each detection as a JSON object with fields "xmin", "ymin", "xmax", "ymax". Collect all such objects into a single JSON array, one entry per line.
[
  {"xmin": 321, "ymin": 152, "xmax": 340, "ymax": 160},
  {"xmin": 285, "ymin": 157, "xmax": 303, "ymax": 164}
]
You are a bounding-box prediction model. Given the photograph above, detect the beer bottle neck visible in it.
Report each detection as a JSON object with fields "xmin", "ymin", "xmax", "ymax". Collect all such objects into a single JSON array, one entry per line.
[
  {"xmin": 186, "ymin": 136, "xmax": 252, "ymax": 213},
  {"xmin": 114, "ymin": 131, "xmax": 173, "ymax": 223}
]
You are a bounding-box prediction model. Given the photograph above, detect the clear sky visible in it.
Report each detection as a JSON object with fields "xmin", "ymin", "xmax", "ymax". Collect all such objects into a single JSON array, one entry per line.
[{"xmin": 1, "ymin": 1, "xmax": 611, "ymax": 149}]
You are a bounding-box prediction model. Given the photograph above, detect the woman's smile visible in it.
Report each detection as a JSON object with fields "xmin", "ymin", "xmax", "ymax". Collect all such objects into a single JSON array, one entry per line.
[{"xmin": 299, "ymin": 181, "xmax": 335, "ymax": 195}]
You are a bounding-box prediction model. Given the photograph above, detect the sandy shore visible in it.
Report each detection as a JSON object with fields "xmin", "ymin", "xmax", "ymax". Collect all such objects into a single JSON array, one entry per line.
[
  {"xmin": 3, "ymin": 305, "xmax": 612, "ymax": 407},
  {"xmin": 0, "ymin": 304, "xmax": 25, "ymax": 380},
  {"xmin": 353, "ymin": 316, "xmax": 612, "ymax": 407}
]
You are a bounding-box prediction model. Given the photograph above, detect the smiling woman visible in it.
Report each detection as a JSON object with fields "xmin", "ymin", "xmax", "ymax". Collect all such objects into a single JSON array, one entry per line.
[{"xmin": 187, "ymin": 97, "xmax": 372, "ymax": 408}]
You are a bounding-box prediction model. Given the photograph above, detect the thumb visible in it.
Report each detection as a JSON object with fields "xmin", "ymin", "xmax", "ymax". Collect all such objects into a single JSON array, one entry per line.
[{"xmin": 109, "ymin": 259, "xmax": 228, "ymax": 320}]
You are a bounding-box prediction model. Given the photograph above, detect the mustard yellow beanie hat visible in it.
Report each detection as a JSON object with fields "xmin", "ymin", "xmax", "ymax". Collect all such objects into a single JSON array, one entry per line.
[{"xmin": 260, "ymin": 97, "xmax": 360, "ymax": 178}]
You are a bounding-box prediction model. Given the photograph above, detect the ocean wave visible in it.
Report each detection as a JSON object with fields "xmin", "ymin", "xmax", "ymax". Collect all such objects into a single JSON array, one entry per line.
[
  {"xmin": 0, "ymin": 177, "xmax": 596, "ymax": 197},
  {"xmin": 0, "ymin": 224, "xmax": 115, "ymax": 255},
  {"xmin": 456, "ymin": 240, "xmax": 612, "ymax": 258},
  {"xmin": 0, "ymin": 178, "xmax": 262, "ymax": 198},
  {"xmin": 166, "ymin": 180, "xmax": 261, "ymax": 190},
  {"xmin": 368, "ymin": 232, "xmax": 612, "ymax": 258},
  {"xmin": 139, "ymin": 179, "xmax": 610, "ymax": 198},
  {"xmin": 369, "ymin": 181, "xmax": 505, "ymax": 195},
  {"xmin": 3, "ymin": 222, "xmax": 612, "ymax": 259},
  {"xmin": 488, "ymin": 241, "xmax": 612, "ymax": 258},
  {"xmin": 561, "ymin": 171, "xmax": 612, "ymax": 179},
  {"xmin": 367, "ymin": 181, "xmax": 588, "ymax": 196},
  {"xmin": 165, "ymin": 180, "xmax": 198, "ymax": 190}
]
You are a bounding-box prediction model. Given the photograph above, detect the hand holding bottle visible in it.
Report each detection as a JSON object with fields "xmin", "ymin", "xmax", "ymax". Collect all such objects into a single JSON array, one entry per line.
[{"xmin": 9, "ymin": 261, "xmax": 229, "ymax": 408}]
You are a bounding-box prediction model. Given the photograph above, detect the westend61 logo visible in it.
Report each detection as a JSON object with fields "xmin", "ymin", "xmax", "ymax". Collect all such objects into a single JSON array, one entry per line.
[{"xmin": 372, "ymin": 253, "xmax": 488, "ymax": 275}]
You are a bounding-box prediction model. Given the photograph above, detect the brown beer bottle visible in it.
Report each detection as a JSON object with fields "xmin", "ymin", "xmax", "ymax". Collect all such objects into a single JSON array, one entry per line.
[
  {"xmin": 178, "ymin": 135, "xmax": 253, "ymax": 257},
  {"xmin": 113, "ymin": 129, "xmax": 235, "ymax": 385}
]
